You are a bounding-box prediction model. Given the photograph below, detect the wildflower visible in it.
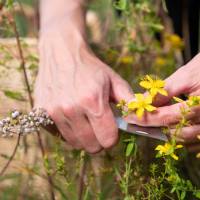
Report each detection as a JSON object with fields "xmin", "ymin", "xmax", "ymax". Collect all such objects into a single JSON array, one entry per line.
[
  {"xmin": 165, "ymin": 34, "xmax": 184, "ymax": 50},
  {"xmin": 186, "ymin": 96, "xmax": 200, "ymax": 107},
  {"xmin": 155, "ymin": 142, "xmax": 183, "ymax": 160},
  {"xmin": 116, "ymin": 99, "xmax": 126, "ymax": 110},
  {"xmin": 154, "ymin": 57, "xmax": 167, "ymax": 67},
  {"xmin": 128, "ymin": 94, "xmax": 156, "ymax": 118},
  {"xmin": 139, "ymin": 75, "xmax": 168, "ymax": 97},
  {"xmin": 120, "ymin": 56, "xmax": 134, "ymax": 64}
]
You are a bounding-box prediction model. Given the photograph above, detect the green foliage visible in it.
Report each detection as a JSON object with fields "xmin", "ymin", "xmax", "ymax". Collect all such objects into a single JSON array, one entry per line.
[
  {"xmin": 114, "ymin": 0, "xmax": 129, "ymax": 11},
  {"xmin": 1, "ymin": 0, "xmax": 14, "ymax": 9},
  {"xmin": 124, "ymin": 136, "xmax": 137, "ymax": 157},
  {"xmin": 4, "ymin": 90, "xmax": 25, "ymax": 101}
]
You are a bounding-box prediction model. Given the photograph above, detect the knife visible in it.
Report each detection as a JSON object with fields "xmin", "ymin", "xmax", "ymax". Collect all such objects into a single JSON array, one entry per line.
[
  {"xmin": 115, "ymin": 117, "xmax": 168, "ymax": 141},
  {"xmin": 112, "ymin": 104, "xmax": 168, "ymax": 141}
]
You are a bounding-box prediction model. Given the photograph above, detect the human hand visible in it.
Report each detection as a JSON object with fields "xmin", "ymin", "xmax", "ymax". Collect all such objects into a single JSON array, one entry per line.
[
  {"xmin": 125, "ymin": 53, "xmax": 200, "ymax": 142},
  {"xmin": 34, "ymin": 23, "xmax": 133, "ymax": 153}
]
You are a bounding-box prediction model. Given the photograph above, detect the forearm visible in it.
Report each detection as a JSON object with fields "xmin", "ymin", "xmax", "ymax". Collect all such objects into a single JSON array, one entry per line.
[{"xmin": 40, "ymin": 0, "xmax": 86, "ymax": 36}]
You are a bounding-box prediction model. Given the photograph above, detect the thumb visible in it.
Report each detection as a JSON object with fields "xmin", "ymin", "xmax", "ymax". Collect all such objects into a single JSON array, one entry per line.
[
  {"xmin": 154, "ymin": 66, "xmax": 190, "ymax": 106},
  {"xmin": 109, "ymin": 72, "xmax": 134, "ymax": 103}
]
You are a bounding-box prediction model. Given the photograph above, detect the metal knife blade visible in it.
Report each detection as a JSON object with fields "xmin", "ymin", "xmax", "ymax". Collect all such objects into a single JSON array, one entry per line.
[{"xmin": 115, "ymin": 117, "xmax": 168, "ymax": 141}]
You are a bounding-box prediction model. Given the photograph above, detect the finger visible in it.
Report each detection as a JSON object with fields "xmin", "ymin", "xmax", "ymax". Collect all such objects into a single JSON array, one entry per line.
[
  {"xmin": 109, "ymin": 71, "xmax": 134, "ymax": 102},
  {"xmin": 163, "ymin": 105, "xmax": 200, "ymax": 127},
  {"xmin": 170, "ymin": 124, "xmax": 200, "ymax": 143},
  {"xmin": 63, "ymin": 109, "xmax": 102, "ymax": 153},
  {"xmin": 49, "ymin": 107, "xmax": 83, "ymax": 149},
  {"xmin": 125, "ymin": 102, "xmax": 187, "ymax": 127},
  {"xmin": 59, "ymin": 121, "xmax": 83, "ymax": 150},
  {"xmin": 87, "ymin": 105, "xmax": 118, "ymax": 149},
  {"xmin": 153, "ymin": 66, "xmax": 190, "ymax": 106}
]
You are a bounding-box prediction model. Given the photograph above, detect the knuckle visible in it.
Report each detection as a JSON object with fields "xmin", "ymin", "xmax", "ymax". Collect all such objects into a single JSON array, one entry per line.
[
  {"xmin": 160, "ymin": 114, "xmax": 174, "ymax": 126},
  {"xmin": 81, "ymin": 92, "xmax": 99, "ymax": 106},
  {"xmin": 160, "ymin": 110, "xmax": 181, "ymax": 126},
  {"xmin": 46, "ymin": 106, "xmax": 60, "ymax": 120},
  {"xmin": 62, "ymin": 104, "xmax": 75, "ymax": 116}
]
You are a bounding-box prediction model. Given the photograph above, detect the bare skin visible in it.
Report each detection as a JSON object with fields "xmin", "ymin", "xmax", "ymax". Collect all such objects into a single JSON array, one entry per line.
[{"xmin": 34, "ymin": 0, "xmax": 134, "ymax": 153}]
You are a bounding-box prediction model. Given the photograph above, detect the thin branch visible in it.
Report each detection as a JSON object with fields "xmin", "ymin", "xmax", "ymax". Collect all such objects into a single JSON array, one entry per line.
[
  {"xmin": 10, "ymin": 16, "xmax": 33, "ymax": 107},
  {"xmin": 78, "ymin": 154, "xmax": 87, "ymax": 200},
  {"xmin": 7, "ymin": 9, "xmax": 56, "ymax": 200},
  {"xmin": 0, "ymin": 135, "xmax": 21, "ymax": 176}
]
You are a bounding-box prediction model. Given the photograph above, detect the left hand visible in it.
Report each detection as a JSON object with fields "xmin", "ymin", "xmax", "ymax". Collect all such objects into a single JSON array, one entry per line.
[{"xmin": 125, "ymin": 53, "xmax": 200, "ymax": 143}]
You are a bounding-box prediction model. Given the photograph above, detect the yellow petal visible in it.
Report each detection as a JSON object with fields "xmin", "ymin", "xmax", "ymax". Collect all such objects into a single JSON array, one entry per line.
[
  {"xmin": 139, "ymin": 81, "xmax": 152, "ymax": 89},
  {"xmin": 145, "ymin": 95, "xmax": 153, "ymax": 104},
  {"xmin": 176, "ymin": 144, "xmax": 183, "ymax": 149},
  {"xmin": 164, "ymin": 143, "xmax": 171, "ymax": 152},
  {"xmin": 171, "ymin": 153, "xmax": 178, "ymax": 160},
  {"xmin": 173, "ymin": 96, "xmax": 184, "ymax": 103},
  {"xmin": 155, "ymin": 145, "xmax": 163, "ymax": 151},
  {"xmin": 128, "ymin": 101, "xmax": 138, "ymax": 110},
  {"xmin": 158, "ymin": 89, "xmax": 168, "ymax": 96},
  {"xmin": 150, "ymin": 88, "xmax": 158, "ymax": 96},
  {"xmin": 145, "ymin": 105, "xmax": 156, "ymax": 112},
  {"xmin": 135, "ymin": 93, "xmax": 144, "ymax": 101},
  {"xmin": 136, "ymin": 108, "xmax": 144, "ymax": 118},
  {"xmin": 146, "ymin": 75, "xmax": 153, "ymax": 83},
  {"xmin": 155, "ymin": 80, "xmax": 165, "ymax": 88}
]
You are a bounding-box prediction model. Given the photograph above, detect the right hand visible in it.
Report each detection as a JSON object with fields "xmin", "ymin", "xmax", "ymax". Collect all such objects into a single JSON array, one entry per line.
[{"xmin": 34, "ymin": 24, "xmax": 134, "ymax": 153}]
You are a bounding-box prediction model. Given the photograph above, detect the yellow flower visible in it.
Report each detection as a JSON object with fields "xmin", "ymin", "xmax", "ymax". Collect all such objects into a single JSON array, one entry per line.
[
  {"xmin": 116, "ymin": 99, "xmax": 126, "ymax": 110},
  {"xmin": 186, "ymin": 96, "xmax": 200, "ymax": 107},
  {"xmin": 155, "ymin": 142, "xmax": 183, "ymax": 160},
  {"xmin": 120, "ymin": 56, "xmax": 134, "ymax": 64},
  {"xmin": 165, "ymin": 34, "xmax": 184, "ymax": 50},
  {"xmin": 128, "ymin": 94, "xmax": 156, "ymax": 118},
  {"xmin": 154, "ymin": 57, "xmax": 167, "ymax": 67},
  {"xmin": 139, "ymin": 75, "xmax": 168, "ymax": 97}
]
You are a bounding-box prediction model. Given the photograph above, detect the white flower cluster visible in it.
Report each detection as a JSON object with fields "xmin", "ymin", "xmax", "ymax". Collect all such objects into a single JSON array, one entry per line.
[{"xmin": 0, "ymin": 108, "xmax": 53, "ymax": 137}]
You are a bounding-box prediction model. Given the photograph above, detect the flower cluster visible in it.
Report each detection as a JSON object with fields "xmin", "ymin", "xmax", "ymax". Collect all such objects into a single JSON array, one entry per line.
[
  {"xmin": 117, "ymin": 75, "xmax": 167, "ymax": 118},
  {"xmin": 0, "ymin": 108, "xmax": 53, "ymax": 137},
  {"xmin": 187, "ymin": 96, "xmax": 200, "ymax": 107},
  {"xmin": 155, "ymin": 142, "xmax": 183, "ymax": 160}
]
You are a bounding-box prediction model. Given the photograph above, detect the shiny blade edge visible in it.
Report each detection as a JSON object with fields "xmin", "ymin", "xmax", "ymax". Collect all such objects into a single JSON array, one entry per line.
[{"xmin": 116, "ymin": 117, "xmax": 168, "ymax": 141}]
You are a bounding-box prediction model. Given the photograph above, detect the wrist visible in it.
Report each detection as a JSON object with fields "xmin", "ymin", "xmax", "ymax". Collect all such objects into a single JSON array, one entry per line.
[
  {"xmin": 40, "ymin": 0, "xmax": 85, "ymax": 34},
  {"xmin": 39, "ymin": 22, "xmax": 93, "ymax": 69},
  {"xmin": 40, "ymin": 18, "xmax": 86, "ymax": 40}
]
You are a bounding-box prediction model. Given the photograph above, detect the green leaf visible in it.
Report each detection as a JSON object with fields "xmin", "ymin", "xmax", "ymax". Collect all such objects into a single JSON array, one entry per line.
[
  {"xmin": 180, "ymin": 191, "xmax": 186, "ymax": 200},
  {"xmin": 194, "ymin": 191, "xmax": 200, "ymax": 199},
  {"xmin": 4, "ymin": 90, "xmax": 26, "ymax": 101},
  {"xmin": 126, "ymin": 142, "xmax": 134, "ymax": 157},
  {"xmin": 114, "ymin": 0, "xmax": 128, "ymax": 11}
]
